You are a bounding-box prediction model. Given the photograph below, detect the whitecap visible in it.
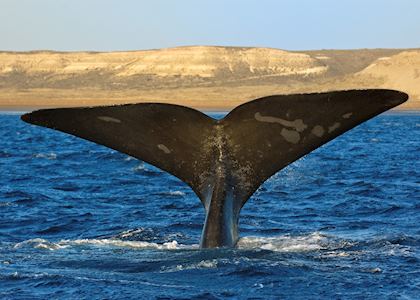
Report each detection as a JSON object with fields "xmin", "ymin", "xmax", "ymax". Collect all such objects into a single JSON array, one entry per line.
[
  {"xmin": 33, "ymin": 152, "xmax": 57, "ymax": 160},
  {"xmin": 117, "ymin": 228, "xmax": 148, "ymax": 238},
  {"xmin": 237, "ymin": 232, "xmax": 329, "ymax": 252},
  {"xmin": 13, "ymin": 237, "xmax": 197, "ymax": 251},
  {"xmin": 13, "ymin": 232, "xmax": 359, "ymax": 254},
  {"xmin": 65, "ymin": 238, "xmax": 181, "ymax": 250},
  {"xmin": 367, "ymin": 267, "xmax": 382, "ymax": 273},
  {"xmin": 14, "ymin": 238, "xmax": 68, "ymax": 250},
  {"xmin": 320, "ymin": 251, "xmax": 351, "ymax": 258},
  {"xmin": 132, "ymin": 163, "xmax": 147, "ymax": 172},
  {"xmin": 161, "ymin": 259, "xmax": 218, "ymax": 273},
  {"xmin": 168, "ymin": 191, "xmax": 186, "ymax": 196}
]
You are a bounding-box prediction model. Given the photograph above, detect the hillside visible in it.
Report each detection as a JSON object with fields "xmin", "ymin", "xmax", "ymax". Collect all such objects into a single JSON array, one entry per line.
[{"xmin": 0, "ymin": 46, "xmax": 418, "ymax": 110}]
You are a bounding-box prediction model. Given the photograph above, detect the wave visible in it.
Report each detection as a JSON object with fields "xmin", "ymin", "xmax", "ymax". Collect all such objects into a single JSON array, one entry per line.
[
  {"xmin": 161, "ymin": 259, "xmax": 219, "ymax": 273},
  {"xmin": 69, "ymin": 238, "xmax": 182, "ymax": 249},
  {"xmin": 13, "ymin": 238, "xmax": 188, "ymax": 251},
  {"xmin": 132, "ymin": 163, "xmax": 162, "ymax": 176},
  {"xmin": 11, "ymin": 232, "xmax": 417, "ymax": 260},
  {"xmin": 167, "ymin": 191, "xmax": 186, "ymax": 196},
  {"xmin": 0, "ymin": 270, "xmax": 193, "ymax": 290},
  {"xmin": 33, "ymin": 152, "xmax": 57, "ymax": 160},
  {"xmin": 237, "ymin": 232, "xmax": 345, "ymax": 252},
  {"xmin": 12, "ymin": 232, "xmax": 345, "ymax": 252},
  {"xmin": 14, "ymin": 238, "xmax": 69, "ymax": 250},
  {"xmin": 115, "ymin": 228, "xmax": 149, "ymax": 239}
]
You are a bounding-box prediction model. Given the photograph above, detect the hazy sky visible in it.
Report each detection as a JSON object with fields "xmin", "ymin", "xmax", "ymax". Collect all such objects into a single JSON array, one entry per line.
[{"xmin": 1, "ymin": 0, "xmax": 419, "ymax": 51}]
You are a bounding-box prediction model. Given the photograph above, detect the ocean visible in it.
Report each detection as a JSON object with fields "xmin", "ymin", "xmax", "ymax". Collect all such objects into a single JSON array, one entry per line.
[{"xmin": 0, "ymin": 112, "xmax": 419, "ymax": 299}]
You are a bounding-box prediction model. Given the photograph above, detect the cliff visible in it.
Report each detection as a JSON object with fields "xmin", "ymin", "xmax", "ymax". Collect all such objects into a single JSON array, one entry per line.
[{"xmin": 0, "ymin": 46, "xmax": 418, "ymax": 110}]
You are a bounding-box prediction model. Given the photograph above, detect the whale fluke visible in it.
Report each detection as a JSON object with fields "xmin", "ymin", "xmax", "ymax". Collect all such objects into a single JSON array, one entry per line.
[{"xmin": 21, "ymin": 89, "xmax": 408, "ymax": 248}]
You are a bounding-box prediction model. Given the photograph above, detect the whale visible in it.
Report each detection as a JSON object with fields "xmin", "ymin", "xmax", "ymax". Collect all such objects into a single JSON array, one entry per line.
[{"xmin": 21, "ymin": 89, "xmax": 408, "ymax": 248}]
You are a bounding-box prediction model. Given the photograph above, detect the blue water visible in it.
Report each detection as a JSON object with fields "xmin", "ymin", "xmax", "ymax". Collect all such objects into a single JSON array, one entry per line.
[{"xmin": 0, "ymin": 112, "xmax": 419, "ymax": 299}]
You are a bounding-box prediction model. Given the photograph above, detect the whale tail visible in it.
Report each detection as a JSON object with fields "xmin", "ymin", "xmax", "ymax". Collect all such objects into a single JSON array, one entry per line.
[{"xmin": 21, "ymin": 89, "xmax": 408, "ymax": 247}]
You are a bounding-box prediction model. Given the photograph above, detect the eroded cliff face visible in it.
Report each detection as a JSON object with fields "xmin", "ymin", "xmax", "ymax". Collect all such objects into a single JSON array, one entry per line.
[
  {"xmin": 0, "ymin": 46, "xmax": 418, "ymax": 109},
  {"xmin": 0, "ymin": 46, "xmax": 327, "ymax": 78},
  {"xmin": 356, "ymin": 50, "xmax": 420, "ymax": 101}
]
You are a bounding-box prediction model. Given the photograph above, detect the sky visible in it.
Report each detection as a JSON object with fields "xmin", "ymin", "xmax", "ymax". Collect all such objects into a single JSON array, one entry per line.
[{"xmin": 1, "ymin": 0, "xmax": 419, "ymax": 51}]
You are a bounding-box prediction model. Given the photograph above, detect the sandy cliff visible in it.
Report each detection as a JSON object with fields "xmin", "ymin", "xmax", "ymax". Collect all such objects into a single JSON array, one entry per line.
[
  {"xmin": 0, "ymin": 47, "xmax": 327, "ymax": 77},
  {"xmin": 355, "ymin": 51, "xmax": 420, "ymax": 104},
  {"xmin": 0, "ymin": 46, "xmax": 418, "ymax": 110}
]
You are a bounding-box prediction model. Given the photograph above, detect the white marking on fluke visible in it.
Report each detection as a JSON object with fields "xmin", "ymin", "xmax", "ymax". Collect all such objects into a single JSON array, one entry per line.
[
  {"xmin": 254, "ymin": 112, "xmax": 307, "ymax": 132},
  {"xmin": 281, "ymin": 128, "xmax": 300, "ymax": 144},
  {"xmin": 328, "ymin": 122, "xmax": 340, "ymax": 133},
  {"xmin": 98, "ymin": 116, "xmax": 122, "ymax": 123},
  {"xmin": 342, "ymin": 112, "xmax": 353, "ymax": 119},
  {"xmin": 311, "ymin": 125, "xmax": 325, "ymax": 137},
  {"xmin": 157, "ymin": 144, "xmax": 171, "ymax": 154}
]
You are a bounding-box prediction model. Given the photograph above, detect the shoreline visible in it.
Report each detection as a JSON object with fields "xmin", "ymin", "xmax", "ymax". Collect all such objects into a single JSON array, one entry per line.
[
  {"xmin": 1, "ymin": 105, "xmax": 418, "ymax": 114},
  {"xmin": 1, "ymin": 90, "xmax": 419, "ymax": 111}
]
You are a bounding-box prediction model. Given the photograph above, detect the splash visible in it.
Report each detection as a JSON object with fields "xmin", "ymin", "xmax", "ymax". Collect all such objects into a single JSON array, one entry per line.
[
  {"xmin": 14, "ymin": 238, "xmax": 68, "ymax": 250},
  {"xmin": 237, "ymin": 232, "xmax": 330, "ymax": 252},
  {"xmin": 237, "ymin": 232, "xmax": 357, "ymax": 253},
  {"xmin": 12, "ymin": 232, "xmax": 351, "ymax": 252},
  {"xmin": 13, "ymin": 237, "xmax": 193, "ymax": 251}
]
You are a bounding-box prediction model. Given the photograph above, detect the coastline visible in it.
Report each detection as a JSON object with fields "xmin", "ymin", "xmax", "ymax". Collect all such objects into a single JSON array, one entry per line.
[
  {"xmin": 1, "ymin": 88, "xmax": 419, "ymax": 112},
  {"xmin": 1, "ymin": 105, "xmax": 418, "ymax": 114}
]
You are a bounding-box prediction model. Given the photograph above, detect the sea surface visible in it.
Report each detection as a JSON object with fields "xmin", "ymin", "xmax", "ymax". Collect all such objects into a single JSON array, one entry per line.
[{"xmin": 0, "ymin": 111, "xmax": 419, "ymax": 299}]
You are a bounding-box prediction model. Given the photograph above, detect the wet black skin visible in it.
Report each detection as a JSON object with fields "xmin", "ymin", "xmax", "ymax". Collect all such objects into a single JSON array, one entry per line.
[
  {"xmin": 199, "ymin": 134, "xmax": 240, "ymax": 248},
  {"xmin": 21, "ymin": 89, "xmax": 408, "ymax": 248},
  {"xmin": 200, "ymin": 169, "xmax": 239, "ymax": 248}
]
